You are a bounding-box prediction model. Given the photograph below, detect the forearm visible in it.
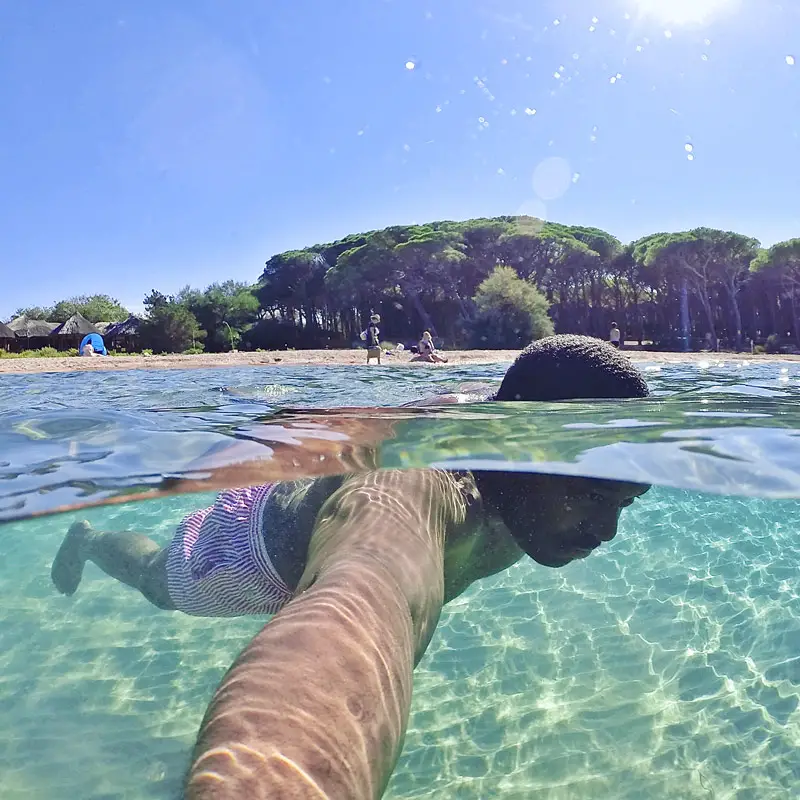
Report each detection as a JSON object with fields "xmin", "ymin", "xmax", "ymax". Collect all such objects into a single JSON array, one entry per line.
[{"xmin": 185, "ymin": 560, "xmax": 416, "ymax": 800}]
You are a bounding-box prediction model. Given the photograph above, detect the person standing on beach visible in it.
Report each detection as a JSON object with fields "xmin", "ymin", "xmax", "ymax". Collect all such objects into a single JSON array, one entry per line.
[
  {"xmin": 366, "ymin": 313, "xmax": 382, "ymax": 364},
  {"xmin": 609, "ymin": 322, "xmax": 621, "ymax": 349},
  {"xmin": 50, "ymin": 335, "xmax": 652, "ymax": 800}
]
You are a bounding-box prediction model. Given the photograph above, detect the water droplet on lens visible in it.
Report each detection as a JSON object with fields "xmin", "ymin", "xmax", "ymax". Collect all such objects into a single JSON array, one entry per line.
[
  {"xmin": 787, "ymin": 55, "xmax": 796, "ymax": 66},
  {"xmin": 524, "ymin": 107, "xmax": 537, "ymax": 115},
  {"xmin": 405, "ymin": 60, "xmax": 416, "ymax": 70},
  {"xmin": 685, "ymin": 143, "xmax": 694, "ymax": 152},
  {"xmin": 664, "ymin": 30, "xmax": 673, "ymax": 38}
]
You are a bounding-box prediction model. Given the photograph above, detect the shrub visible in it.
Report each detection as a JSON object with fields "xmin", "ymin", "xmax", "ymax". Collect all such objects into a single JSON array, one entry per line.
[
  {"xmin": 765, "ymin": 334, "xmax": 782, "ymax": 354},
  {"xmin": 467, "ymin": 266, "xmax": 554, "ymax": 349},
  {"xmin": 34, "ymin": 347, "xmax": 61, "ymax": 358},
  {"xmin": 182, "ymin": 346, "xmax": 205, "ymax": 355}
]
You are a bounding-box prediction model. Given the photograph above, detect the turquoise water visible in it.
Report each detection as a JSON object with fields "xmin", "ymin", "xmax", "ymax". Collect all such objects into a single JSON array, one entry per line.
[{"xmin": 3, "ymin": 360, "xmax": 800, "ymax": 798}]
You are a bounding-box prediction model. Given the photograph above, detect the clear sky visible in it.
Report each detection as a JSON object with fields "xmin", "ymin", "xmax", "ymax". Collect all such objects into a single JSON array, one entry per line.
[{"xmin": 1, "ymin": 0, "xmax": 797, "ymax": 319}]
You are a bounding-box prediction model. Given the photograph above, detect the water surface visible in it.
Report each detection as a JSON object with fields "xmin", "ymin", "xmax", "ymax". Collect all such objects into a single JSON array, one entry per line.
[{"xmin": 2, "ymin": 359, "xmax": 800, "ymax": 799}]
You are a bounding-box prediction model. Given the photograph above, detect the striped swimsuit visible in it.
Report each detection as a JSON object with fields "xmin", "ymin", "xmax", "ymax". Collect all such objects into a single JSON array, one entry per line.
[{"xmin": 166, "ymin": 484, "xmax": 293, "ymax": 617}]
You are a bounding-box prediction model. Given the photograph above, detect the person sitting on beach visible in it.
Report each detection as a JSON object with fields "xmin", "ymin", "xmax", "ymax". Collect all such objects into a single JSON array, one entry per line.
[
  {"xmin": 50, "ymin": 334, "xmax": 651, "ymax": 800},
  {"xmin": 365, "ymin": 313, "xmax": 382, "ymax": 364},
  {"xmin": 415, "ymin": 330, "xmax": 448, "ymax": 363},
  {"xmin": 609, "ymin": 322, "xmax": 621, "ymax": 349},
  {"xmin": 79, "ymin": 332, "xmax": 108, "ymax": 356}
]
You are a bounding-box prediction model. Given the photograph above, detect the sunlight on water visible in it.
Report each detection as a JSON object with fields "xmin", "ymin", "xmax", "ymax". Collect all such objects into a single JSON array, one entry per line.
[
  {"xmin": 1, "ymin": 362, "xmax": 800, "ymax": 798},
  {"xmin": 3, "ymin": 486, "xmax": 800, "ymax": 799}
]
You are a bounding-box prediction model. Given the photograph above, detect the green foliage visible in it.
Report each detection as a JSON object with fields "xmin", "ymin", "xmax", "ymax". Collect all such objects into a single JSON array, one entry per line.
[
  {"xmin": 178, "ymin": 281, "xmax": 259, "ymax": 352},
  {"xmin": 468, "ymin": 267, "xmax": 554, "ymax": 348},
  {"xmin": 0, "ymin": 346, "xmax": 72, "ymax": 358},
  {"xmin": 33, "ymin": 346, "xmax": 61, "ymax": 358},
  {"xmin": 182, "ymin": 346, "xmax": 206, "ymax": 355},
  {"xmin": 140, "ymin": 301, "xmax": 205, "ymax": 354},
  {"xmin": 765, "ymin": 334, "xmax": 782, "ymax": 354},
  {"xmin": 18, "ymin": 215, "xmax": 800, "ymax": 353},
  {"xmin": 15, "ymin": 295, "xmax": 130, "ymax": 323},
  {"xmin": 12, "ymin": 305, "xmax": 52, "ymax": 321}
]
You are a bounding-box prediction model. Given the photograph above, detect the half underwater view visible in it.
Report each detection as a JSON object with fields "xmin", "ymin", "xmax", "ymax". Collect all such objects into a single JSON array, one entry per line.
[
  {"xmin": 3, "ymin": 0, "xmax": 800, "ymax": 798},
  {"xmin": 4, "ymin": 360, "xmax": 800, "ymax": 799}
]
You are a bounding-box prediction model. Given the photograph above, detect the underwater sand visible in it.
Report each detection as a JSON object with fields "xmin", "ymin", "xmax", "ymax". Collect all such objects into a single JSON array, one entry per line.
[{"xmin": 2, "ymin": 487, "xmax": 800, "ymax": 799}]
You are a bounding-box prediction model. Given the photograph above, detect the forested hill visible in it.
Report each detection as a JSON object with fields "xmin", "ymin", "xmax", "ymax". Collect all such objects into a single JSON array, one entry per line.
[
  {"xmin": 12, "ymin": 216, "xmax": 800, "ymax": 354},
  {"xmin": 254, "ymin": 215, "xmax": 796, "ymax": 352}
]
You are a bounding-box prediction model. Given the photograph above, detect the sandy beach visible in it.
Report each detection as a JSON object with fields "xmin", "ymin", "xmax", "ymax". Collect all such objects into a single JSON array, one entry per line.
[{"xmin": 1, "ymin": 347, "xmax": 798, "ymax": 375}]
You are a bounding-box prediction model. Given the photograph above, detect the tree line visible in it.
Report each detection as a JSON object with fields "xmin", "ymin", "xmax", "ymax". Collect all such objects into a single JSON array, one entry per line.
[{"xmin": 10, "ymin": 217, "xmax": 800, "ymax": 353}]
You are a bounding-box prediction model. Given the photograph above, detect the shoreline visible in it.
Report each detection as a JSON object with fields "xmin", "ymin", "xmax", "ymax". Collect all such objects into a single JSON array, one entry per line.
[{"xmin": 1, "ymin": 348, "xmax": 799, "ymax": 375}]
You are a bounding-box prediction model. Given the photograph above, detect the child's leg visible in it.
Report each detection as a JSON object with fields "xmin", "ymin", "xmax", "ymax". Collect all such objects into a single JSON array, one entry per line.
[{"xmin": 51, "ymin": 521, "xmax": 175, "ymax": 610}]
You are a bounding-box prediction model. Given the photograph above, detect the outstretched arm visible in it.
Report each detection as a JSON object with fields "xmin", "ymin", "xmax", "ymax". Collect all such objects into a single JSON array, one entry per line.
[{"xmin": 185, "ymin": 470, "xmax": 461, "ymax": 800}]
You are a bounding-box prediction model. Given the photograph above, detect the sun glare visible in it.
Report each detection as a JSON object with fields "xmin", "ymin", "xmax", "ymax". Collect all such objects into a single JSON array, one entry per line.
[{"xmin": 633, "ymin": 0, "xmax": 732, "ymax": 25}]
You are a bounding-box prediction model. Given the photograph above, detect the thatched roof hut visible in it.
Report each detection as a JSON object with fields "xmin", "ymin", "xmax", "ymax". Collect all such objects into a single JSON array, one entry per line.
[
  {"xmin": 0, "ymin": 321, "xmax": 15, "ymax": 339},
  {"xmin": 105, "ymin": 316, "xmax": 142, "ymax": 338},
  {"xmin": 8, "ymin": 316, "xmax": 59, "ymax": 338},
  {"xmin": 52, "ymin": 313, "xmax": 102, "ymax": 337},
  {"xmin": 105, "ymin": 316, "xmax": 142, "ymax": 352}
]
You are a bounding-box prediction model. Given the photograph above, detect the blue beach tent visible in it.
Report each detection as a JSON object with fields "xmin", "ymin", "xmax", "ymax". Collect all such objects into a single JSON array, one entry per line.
[{"xmin": 79, "ymin": 333, "xmax": 108, "ymax": 355}]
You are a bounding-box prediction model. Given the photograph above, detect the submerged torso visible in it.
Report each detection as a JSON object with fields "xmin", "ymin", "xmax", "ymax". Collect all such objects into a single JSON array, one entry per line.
[{"xmin": 261, "ymin": 471, "xmax": 524, "ymax": 603}]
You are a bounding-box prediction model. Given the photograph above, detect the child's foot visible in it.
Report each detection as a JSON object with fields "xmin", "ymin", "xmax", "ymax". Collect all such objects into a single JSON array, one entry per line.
[{"xmin": 51, "ymin": 521, "xmax": 91, "ymax": 596}]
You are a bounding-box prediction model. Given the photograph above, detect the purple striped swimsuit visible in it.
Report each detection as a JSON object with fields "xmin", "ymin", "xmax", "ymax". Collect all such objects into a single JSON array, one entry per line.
[{"xmin": 166, "ymin": 484, "xmax": 293, "ymax": 617}]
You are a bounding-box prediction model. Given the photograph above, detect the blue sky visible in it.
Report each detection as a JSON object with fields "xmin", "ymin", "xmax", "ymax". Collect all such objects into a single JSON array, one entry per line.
[{"xmin": 1, "ymin": 0, "xmax": 798, "ymax": 319}]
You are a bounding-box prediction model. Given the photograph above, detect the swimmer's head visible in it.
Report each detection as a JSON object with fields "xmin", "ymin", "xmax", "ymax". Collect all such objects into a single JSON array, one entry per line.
[
  {"xmin": 477, "ymin": 334, "xmax": 651, "ymax": 566},
  {"xmin": 493, "ymin": 334, "xmax": 649, "ymax": 402},
  {"xmin": 479, "ymin": 472, "xmax": 649, "ymax": 567}
]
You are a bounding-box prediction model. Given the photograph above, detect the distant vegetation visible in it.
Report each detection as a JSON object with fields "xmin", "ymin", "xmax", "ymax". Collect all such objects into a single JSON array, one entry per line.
[
  {"xmin": 14, "ymin": 294, "xmax": 131, "ymax": 325},
  {"xmin": 8, "ymin": 218, "xmax": 800, "ymax": 354}
]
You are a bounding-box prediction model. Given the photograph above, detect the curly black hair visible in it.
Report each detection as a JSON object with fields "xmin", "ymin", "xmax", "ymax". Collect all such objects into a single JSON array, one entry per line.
[{"xmin": 493, "ymin": 334, "xmax": 650, "ymax": 401}]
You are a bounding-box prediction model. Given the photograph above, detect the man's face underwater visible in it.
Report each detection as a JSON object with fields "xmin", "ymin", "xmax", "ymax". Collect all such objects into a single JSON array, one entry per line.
[{"xmin": 484, "ymin": 473, "xmax": 650, "ymax": 567}]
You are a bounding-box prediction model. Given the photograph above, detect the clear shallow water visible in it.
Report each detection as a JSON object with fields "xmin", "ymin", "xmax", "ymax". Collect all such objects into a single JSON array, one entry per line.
[
  {"xmin": 3, "ymin": 360, "xmax": 800, "ymax": 798},
  {"xmin": 4, "ymin": 359, "xmax": 800, "ymax": 520}
]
